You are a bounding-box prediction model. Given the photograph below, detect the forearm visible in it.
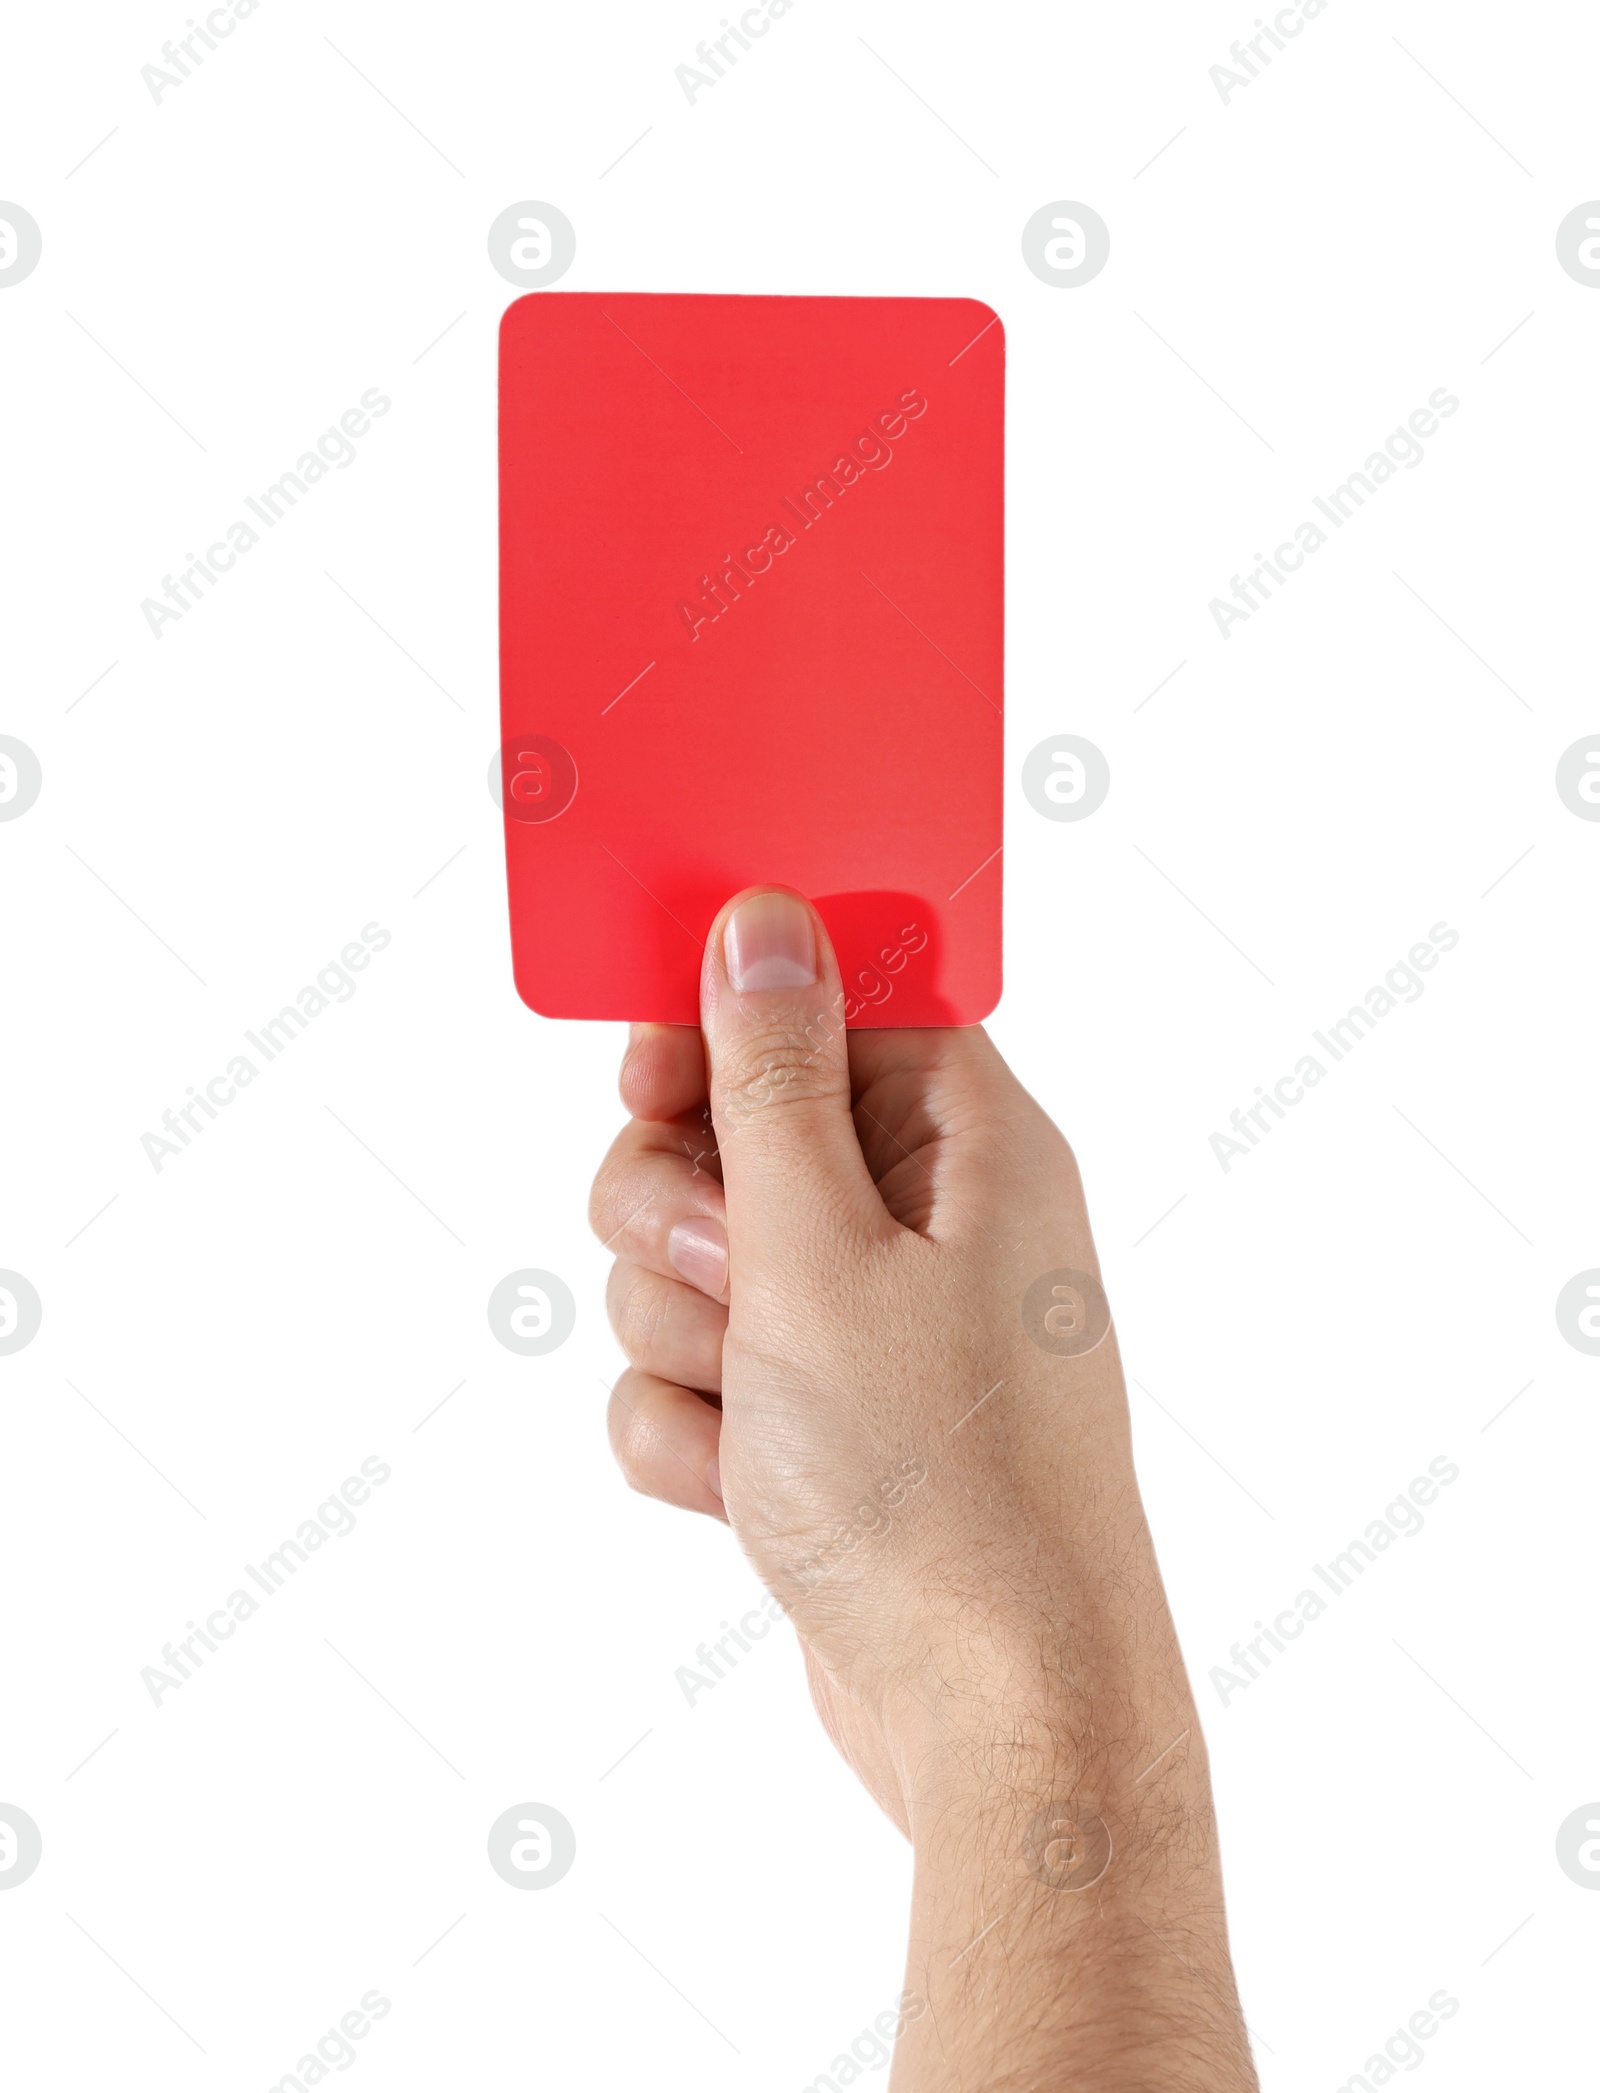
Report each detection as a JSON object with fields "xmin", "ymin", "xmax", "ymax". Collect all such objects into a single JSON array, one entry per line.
[{"xmin": 884, "ymin": 1598, "xmax": 1258, "ymax": 2089}]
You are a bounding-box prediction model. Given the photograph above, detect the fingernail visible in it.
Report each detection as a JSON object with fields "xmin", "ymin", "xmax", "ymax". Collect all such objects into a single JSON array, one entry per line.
[
  {"xmin": 705, "ymin": 1454, "xmax": 723, "ymax": 1503},
  {"xmin": 668, "ymin": 1216, "xmax": 728, "ymax": 1296},
  {"xmin": 724, "ymin": 890, "xmax": 816, "ymax": 993}
]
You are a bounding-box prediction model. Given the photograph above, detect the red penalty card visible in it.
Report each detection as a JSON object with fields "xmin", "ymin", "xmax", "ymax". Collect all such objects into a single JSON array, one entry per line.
[{"xmin": 498, "ymin": 293, "xmax": 1004, "ymax": 1026}]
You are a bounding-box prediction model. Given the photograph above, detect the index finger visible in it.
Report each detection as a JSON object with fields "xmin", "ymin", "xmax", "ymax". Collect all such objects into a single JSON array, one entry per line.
[{"xmin": 620, "ymin": 1022, "xmax": 709, "ymax": 1123}]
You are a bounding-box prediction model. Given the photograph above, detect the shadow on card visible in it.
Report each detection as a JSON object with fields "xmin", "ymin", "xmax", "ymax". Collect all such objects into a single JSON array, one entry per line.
[{"xmin": 815, "ymin": 891, "xmax": 962, "ymax": 1026}]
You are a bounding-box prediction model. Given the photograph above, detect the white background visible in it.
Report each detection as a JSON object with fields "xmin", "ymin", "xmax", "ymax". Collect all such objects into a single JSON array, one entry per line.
[{"xmin": 3, "ymin": 1, "xmax": 1597, "ymax": 2086}]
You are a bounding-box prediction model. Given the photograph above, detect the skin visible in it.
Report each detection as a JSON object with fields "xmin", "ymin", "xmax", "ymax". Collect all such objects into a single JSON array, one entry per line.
[{"xmin": 590, "ymin": 887, "xmax": 1258, "ymax": 2090}]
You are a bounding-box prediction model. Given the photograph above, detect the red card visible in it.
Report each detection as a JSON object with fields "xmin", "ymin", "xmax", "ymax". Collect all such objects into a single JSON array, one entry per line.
[{"xmin": 498, "ymin": 293, "xmax": 1003, "ymax": 1026}]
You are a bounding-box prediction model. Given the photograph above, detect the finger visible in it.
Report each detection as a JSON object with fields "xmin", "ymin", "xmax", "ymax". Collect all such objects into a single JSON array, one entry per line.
[
  {"xmin": 843, "ymin": 1021, "xmax": 1087, "ymax": 1250},
  {"xmin": 620, "ymin": 1023, "xmax": 709, "ymax": 1123},
  {"xmin": 699, "ymin": 887, "xmax": 889, "ymax": 1292},
  {"xmin": 588, "ymin": 1115, "xmax": 729, "ymax": 1300},
  {"xmin": 607, "ymin": 1367, "xmax": 725, "ymax": 1518},
  {"xmin": 606, "ymin": 1261, "xmax": 728, "ymax": 1393}
]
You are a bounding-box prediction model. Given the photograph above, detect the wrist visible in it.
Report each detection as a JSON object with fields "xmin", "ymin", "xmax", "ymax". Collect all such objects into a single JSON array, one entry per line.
[
  {"xmin": 892, "ymin": 1669, "xmax": 1217, "ymax": 1903},
  {"xmin": 888, "ymin": 1701, "xmax": 1254, "ymax": 2093},
  {"xmin": 875, "ymin": 1587, "xmax": 1259, "ymax": 2089},
  {"xmin": 874, "ymin": 1538, "xmax": 1206, "ymax": 1818}
]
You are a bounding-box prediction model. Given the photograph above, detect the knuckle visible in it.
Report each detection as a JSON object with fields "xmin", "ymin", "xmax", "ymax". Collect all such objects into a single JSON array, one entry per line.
[
  {"xmin": 607, "ymin": 1388, "xmax": 659, "ymax": 1495},
  {"xmin": 592, "ymin": 1143, "xmax": 721, "ymax": 1256},
  {"xmin": 591, "ymin": 1182, "xmax": 639, "ymax": 1258},
  {"xmin": 592, "ymin": 1162, "xmax": 667, "ymax": 1259},
  {"xmin": 606, "ymin": 1261, "xmax": 668, "ymax": 1363},
  {"xmin": 715, "ymin": 1020, "xmax": 845, "ymax": 1127},
  {"xmin": 587, "ymin": 1154, "xmax": 634, "ymax": 1244}
]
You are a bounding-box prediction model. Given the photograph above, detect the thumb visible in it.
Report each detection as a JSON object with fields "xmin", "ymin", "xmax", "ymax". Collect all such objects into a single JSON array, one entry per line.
[{"xmin": 700, "ymin": 887, "xmax": 886, "ymax": 1282}]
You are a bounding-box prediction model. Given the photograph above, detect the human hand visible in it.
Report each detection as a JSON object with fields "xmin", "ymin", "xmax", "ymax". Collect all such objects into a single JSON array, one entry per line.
[{"xmin": 590, "ymin": 887, "xmax": 1257, "ymax": 2088}]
